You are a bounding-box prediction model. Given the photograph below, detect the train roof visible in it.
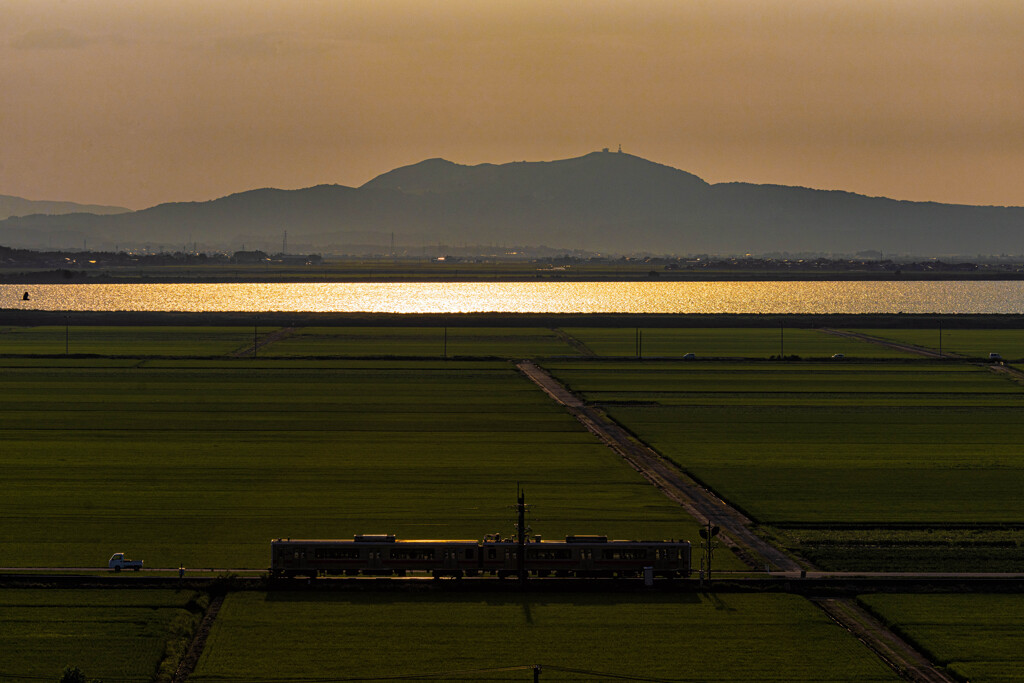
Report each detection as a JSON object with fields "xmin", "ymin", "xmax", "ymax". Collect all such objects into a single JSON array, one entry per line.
[
  {"xmin": 272, "ymin": 537, "xmax": 689, "ymax": 545},
  {"xmin": 272, "ymin": 538, "xmax": 479, "ymax": 544}
]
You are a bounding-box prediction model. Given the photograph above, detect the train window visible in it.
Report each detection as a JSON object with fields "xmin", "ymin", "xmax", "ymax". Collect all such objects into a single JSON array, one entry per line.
[
  {"xmin": 466, "ymin": 549, "xmax": 474, "ymax": 559},
  {"xmin": 527, "ymin": 549, "xmax": 571, "ymax": 560},
  {"xmin": 293, "ymin": 551, "xmax": 299, "ymax": 559},
  {"xmin": 488, "ymin": 549, "xmax": 497, "ymax": 560},
  {"xmin": 602, "ymin": 549, "xmax": 647, "ymax": 560},
  {"xmin": 389, "ymin": 548, "xmax": 435, "ymax": 560}
]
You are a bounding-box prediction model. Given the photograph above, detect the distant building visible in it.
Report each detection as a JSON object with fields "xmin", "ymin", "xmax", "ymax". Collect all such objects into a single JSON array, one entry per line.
[{"xmin": 231, "ymin": 250, "xmax": 268, "ymax": 263}]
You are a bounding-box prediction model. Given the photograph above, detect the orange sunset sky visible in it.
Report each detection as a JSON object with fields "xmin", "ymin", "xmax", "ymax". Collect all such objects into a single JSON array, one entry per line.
[{"xmin": 2, "ymin": 0, "xmax": 1022, "ymax": 210}]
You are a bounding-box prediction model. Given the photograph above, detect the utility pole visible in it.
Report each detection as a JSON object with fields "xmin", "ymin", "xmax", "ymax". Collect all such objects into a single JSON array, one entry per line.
[
  {"xmin": 253, "ymin": 317, "xmax": 259, "ymax": 358},
  {"xmin": 779, "ymin": 322, "xmax": 784, "ymax": 358},
  {"xmin": 65, "ymin": 313, "xmax": 70, "ymax": 356},
  {"xmin": 517, "ymin": 487, "xmax": 527, "ymax": 582},
  {"xmin": 698, "ymin": 520, "xmax": 720, "ymax": 582}
]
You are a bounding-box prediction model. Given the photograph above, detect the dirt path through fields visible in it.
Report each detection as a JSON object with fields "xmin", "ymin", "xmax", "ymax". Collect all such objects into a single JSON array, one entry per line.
[
  {"xmin": 517, "ymin": 359, "xmax": 970, "ymax": 682},
  {"xmin": 816, "ymin": 598, "xmax": 957, "ymax": 683},
  {"xmin": 516, "ymin": 360, "xmax": 801, "ymax": 572},
  {"xmin": 551, "ymin": 327, "xmax": 596, "ymax": 356},
  {"xmin": 817, "ymin": 328, "xmax": 955, "ymax": 359},
  {"xmin": 230, "ymin": 325, "xmax": 298, "ymax": 357}
]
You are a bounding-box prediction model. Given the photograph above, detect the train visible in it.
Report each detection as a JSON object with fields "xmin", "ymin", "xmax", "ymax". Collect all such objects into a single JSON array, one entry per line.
[{"xmin": 271, "ymin": 533, "xmax": 691, "ymax": 579}]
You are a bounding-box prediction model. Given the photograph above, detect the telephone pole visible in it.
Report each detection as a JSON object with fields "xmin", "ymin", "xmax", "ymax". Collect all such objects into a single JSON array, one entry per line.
[
  {"xmin": 517, "ymin": 487, "xmax": 527, "ymax": 582},
  {"xmin": 699, "ymin": 519, "xmax": 720, "ymax": 582}
]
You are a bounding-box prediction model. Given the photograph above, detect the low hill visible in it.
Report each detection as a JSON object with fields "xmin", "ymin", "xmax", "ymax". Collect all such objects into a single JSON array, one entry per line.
[
  {"xmin": 0, "ymin": 194, "xmax": 130, "ymax": 221},
  {"xmin": 1, "ymin": 152, "xmax": 1021, "ymax": 256}
]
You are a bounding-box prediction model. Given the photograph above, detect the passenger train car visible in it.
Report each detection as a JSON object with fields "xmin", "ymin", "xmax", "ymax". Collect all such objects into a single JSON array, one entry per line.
[{"xmin": 271, "ymin": 534, "xmax": 691, "ymax": 579}]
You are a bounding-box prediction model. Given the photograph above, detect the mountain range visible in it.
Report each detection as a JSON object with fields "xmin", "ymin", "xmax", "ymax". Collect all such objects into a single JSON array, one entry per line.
[
  {"xmin": 0, "ymin": 195, "xmax": 130, "ymax": 222},
  {"xmin": 1, "ymin": 151, "xmax": 1022, "ymax": 256}
]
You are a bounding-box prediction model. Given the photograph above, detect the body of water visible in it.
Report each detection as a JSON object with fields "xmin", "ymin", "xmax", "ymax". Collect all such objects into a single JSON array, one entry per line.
[{"xmin": 4, "ymin": 281, "xmax": 1024, "ymax": 314}]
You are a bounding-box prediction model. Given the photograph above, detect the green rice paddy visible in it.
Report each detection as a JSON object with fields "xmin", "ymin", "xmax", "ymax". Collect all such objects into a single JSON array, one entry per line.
[
  {"xmin": 0, "ymin": 358, "xmax": 718, "ymax": 569},
  {"xmin": 850, "ymin": 328, "xmax": 1024, "ymax": 361},
  {"xmin": 562, "ymin": 327, "xmax": 917, "ymax": 358},
  {"xmin": 264, "ymin": 326, "xmax": 580, "ymax": 358},
  {"xmin": 543, "ymin": 361, "xmax": 1024, "ymax": 525},
  {"xmin": 860, "ymin": 594, "xmax": 1024, "ymax": 682},
  {"xmin": 0, "ymin": 589, "xmax": 202, "ymax": 682},
  {"xmin": 0, "ymin": 325, "xmax": 255, "ymax": 356},
  {"xmin": 191, "ymin": 592, "xmax": 897, "ymax": 682},
  {"xmin": 2, "ymin": 321, "xmax": 1023, "ymax": 680}
]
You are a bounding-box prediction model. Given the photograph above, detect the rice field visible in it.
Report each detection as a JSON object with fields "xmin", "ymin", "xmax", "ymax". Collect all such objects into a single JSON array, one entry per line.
[
  {"xmin": 191, "ymin": 591, "xmax": 898, "ymax": 682},
  {"xmin": 542, "ymin": 361, "xmax": 1024, "ymax": 525},
  {"xmin": 263, "ymin": 326, "xmax": 579, "ymax": 358},
  {"xmin": 860, "ymin": 594, "xmax": 1024, "ymax": 683},
  {"xmin": 0, "ymin": 589, "xmax": 202, "ymax": 682},
  {"xmin": 562, "ymin": 327, "xmax": 918, "ymax": 359},
  {"xmin": 0, "ymin": 325, "xmax": 256, "ymax": 356},
  {"xmin": 0, "ymin": 358, "xmax": 721, "ymax": 569},
  {"xmin": 849, "ymin": 328, "xmax": 1024, "ymax": 361}
]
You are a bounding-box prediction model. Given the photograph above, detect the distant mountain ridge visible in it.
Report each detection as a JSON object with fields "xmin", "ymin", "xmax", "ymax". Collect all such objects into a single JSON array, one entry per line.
[
  {"xmin": 0, "ymin": 194, "xmax": 130, "ymax": 221},
  {"xmin": 1, "ymin": 151, "xmax": 1022, "ymax": 256}
]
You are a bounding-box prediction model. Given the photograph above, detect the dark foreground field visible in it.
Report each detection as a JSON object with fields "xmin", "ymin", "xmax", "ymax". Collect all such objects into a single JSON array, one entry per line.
[{"xmin": 189, "ymin": 591, "xmax": 897, "ymax": 682}]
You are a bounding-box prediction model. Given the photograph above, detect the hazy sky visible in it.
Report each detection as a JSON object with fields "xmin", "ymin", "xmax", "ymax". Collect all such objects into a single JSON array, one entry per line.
[{"xmin": 3, "ymin": 0, "xmax": 1022, "ymax": 209}]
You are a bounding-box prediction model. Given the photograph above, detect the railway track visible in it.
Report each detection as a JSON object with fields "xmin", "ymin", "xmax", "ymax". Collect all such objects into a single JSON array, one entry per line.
[{"xmin": 2, "ymin": 571, "xmax": 1021, "ymax": 592}]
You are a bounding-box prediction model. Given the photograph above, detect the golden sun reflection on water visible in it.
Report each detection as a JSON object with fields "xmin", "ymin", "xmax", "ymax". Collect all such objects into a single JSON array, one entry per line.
[{"xmin": 4, "ymin": 281, "xmax": 1024, "ymax": 314}]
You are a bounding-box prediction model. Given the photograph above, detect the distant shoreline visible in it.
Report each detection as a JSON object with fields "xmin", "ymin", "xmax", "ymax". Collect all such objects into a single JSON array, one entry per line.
[
  {"xmin": 2, "ymin": 309, "xmax": 1023, "ymax": 329},
  {"xmin": 3, "ymin": 271, "xmax": 1024, "ymax": 285}
]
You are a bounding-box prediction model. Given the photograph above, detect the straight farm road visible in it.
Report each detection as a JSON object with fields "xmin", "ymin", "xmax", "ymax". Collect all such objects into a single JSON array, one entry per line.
[
  {"xmin": 516, "ymin": 360, "xmax": 802, "ymax": 573},
  {"xmin": 516, "ymin": 360, "xmax": 985, "ymax": 683},
  {"xmin": 229, "ymin": 325, "xmax": 298, "ymax": 357},
  {"xmin": 820, "ymin": 327, "xmax": 1024, "ymax": 384},
  {"xmin": 816, "ymin": 599, "xmax": 958, "ymax": 683},
  {"xmin": 817, "ymin": 328, "xmax": 952, "ymax": 358}
]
